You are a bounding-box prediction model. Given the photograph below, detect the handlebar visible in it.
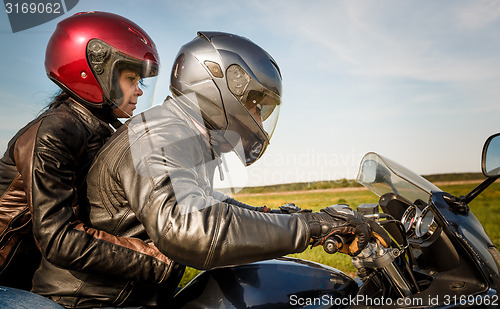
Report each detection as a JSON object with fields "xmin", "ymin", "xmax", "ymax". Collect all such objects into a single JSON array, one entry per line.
[
  {"xmin": 323, "ymin": 236, "xmax": 342, "ymax": 254},
  {"xmin": 323, "ymin": 235, "xmax": 353, "ymax": 254}
]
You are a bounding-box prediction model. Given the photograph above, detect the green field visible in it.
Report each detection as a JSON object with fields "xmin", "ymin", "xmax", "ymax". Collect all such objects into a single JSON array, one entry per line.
[{"xmin": 179, "ymin": 181, "xmax": 500, "ymax": 286}]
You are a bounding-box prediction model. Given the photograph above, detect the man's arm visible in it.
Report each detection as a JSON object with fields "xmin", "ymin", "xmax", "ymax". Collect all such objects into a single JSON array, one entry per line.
[{"xmin": 121, "ymin": 125, "xmax": 310, "ymax": 270}]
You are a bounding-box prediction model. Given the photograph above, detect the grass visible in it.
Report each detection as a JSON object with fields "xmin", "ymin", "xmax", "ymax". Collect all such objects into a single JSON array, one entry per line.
[{"xmin": 179, "ymin": 181, "xmax": 500, "ymax": 286}]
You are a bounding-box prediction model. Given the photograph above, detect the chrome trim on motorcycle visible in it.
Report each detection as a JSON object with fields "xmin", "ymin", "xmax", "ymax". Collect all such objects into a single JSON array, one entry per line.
[
  {"xmin": 353, "ymin": 242, "xmax": 413, "ymax": 297},
  {"xmin": 415, "ymin": 206, "xmax": 438, "ymax": 239},
  {"xmin": 401, "ymin": 205, "xmax": 421, "ymax": 237}
]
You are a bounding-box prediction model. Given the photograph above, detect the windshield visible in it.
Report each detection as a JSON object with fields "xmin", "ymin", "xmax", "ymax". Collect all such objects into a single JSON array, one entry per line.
[{"xmin": 356, "ymin": 152, "xmax": 441, "ymax": 203}]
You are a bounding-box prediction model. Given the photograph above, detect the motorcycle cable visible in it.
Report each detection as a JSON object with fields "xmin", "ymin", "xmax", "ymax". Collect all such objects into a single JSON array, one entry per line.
[
  {"xmin": 363, "ymin": 211, "xmax": 421, "ymax": 292},
  {"xmin": 374, "ymin": 213, "xmax": 409, "ymax": 248},
  {"xmin": 377, "ymin": 216, "xmax": 421, "ymax": 292}
]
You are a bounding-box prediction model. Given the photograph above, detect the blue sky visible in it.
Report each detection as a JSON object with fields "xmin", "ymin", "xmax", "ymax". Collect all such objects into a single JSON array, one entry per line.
[{"xmin": 1, "ymin": 0, "xmax": 500, "ymax": 188}]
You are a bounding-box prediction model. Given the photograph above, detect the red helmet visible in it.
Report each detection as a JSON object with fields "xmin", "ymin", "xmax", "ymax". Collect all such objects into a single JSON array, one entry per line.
[{"xmin": 45, "ymin": 11, "xmax": 160, "ymax": 109}]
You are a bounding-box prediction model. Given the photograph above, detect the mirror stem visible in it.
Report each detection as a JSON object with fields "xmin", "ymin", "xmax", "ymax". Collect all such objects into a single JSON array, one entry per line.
[{"xmin": 462, "ymin": 175, "xmax": 500, "ymax": 204}]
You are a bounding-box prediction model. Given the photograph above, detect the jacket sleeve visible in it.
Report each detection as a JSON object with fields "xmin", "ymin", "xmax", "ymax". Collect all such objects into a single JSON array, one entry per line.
[
  {"xmin": 121, "ymin": 124, "xmax": 310, "ymax": 270},
  {"xmin": 16, "ymin": 114, "xmax": 174, "ymax": 284}
]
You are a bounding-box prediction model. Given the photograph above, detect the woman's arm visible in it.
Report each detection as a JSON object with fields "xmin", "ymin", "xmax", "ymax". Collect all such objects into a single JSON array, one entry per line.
[{"xmin": 18, "ymin": 114, "xmax": 174, "ymax": 284}]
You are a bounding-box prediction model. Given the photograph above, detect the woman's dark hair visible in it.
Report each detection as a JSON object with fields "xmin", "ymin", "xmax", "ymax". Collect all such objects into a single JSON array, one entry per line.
[
  {"xmin": 48, "ymin": 90, "xmax": 71, "ymax": 109},
  {"xmin": 38, "ymin": 90, "xmax": 70, "ymax": 116},
  {"xmin": 43, "ymin": 90, "xmax": 121, "ymax": 128}
]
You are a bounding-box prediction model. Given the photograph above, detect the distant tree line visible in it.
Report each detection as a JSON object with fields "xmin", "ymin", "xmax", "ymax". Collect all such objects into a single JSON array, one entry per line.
[{"xmin": 235, "ymin": 173, "xmax": 484, "ymax": 194}]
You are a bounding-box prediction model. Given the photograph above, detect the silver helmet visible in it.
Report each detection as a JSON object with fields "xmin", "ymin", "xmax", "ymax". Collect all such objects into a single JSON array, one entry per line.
[{"xmin": 170, "ymin": 32, "xmax": 282, "ymax": 166}]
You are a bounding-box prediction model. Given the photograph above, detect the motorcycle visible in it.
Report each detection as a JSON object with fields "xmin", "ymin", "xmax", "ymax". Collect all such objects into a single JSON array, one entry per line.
[
  {"xmin": 2, "ymin": 135, "xmax": 499, "ymax": 308},
  {"xmin": 170, "ymin": 134, "xmax": 500, "ymax": 308}
]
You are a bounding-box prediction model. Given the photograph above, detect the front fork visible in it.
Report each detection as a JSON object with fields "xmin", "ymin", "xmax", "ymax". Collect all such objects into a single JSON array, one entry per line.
[{"xmin": 353, "ymin": 243, "xmax": 413, "ymax": 297}]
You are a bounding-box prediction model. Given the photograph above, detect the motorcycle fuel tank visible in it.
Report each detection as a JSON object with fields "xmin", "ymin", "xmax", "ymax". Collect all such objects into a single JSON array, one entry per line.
[{"xmin": 171, "ymin": 257, "xmax": 358, "ymax": 308}]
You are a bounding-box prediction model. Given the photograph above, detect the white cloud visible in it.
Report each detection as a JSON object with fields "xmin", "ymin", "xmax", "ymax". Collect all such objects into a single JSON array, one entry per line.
[
  {"xmin": 455, "ymin": 0, "xmax": 500, "ymax": 30},
  {"xmin": 256, "ymin": 0, "xmax": 500, "ymax": 82}
]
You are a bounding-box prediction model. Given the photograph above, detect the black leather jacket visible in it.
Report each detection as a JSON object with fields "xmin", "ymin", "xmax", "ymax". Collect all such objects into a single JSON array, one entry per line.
[
  {"xmin": 0, "ymin": 100, "xmax": 177, "ymax": 308},
  {"xmin": 83, "ymin": 97, "xmax": 310, "ymax": 305}
]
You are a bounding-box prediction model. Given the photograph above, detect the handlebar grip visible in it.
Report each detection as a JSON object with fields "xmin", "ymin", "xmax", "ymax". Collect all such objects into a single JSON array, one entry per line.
[{"xmin": 323, "ymin": 236, "xmax": 343, "ymax": 254}]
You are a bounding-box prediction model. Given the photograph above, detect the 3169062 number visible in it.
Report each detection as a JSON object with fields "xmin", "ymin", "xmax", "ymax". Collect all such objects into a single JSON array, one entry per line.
[
  {"xmin": 5, "ymin": 2, "xmax": 61, "ymax": 14},
  {"xmin": 443, "ymin": 294, "xmax": 498, "ymax": 306}
]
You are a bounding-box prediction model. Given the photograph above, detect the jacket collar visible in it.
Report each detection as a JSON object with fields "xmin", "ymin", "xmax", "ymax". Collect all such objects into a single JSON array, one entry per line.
[
  {"xmin": 162, "ymin": 96, "xmax": 219, "ymax": 159},
  {"xmin": 67, "ymin": 99, "xmax": 114, "ymax": 137}
]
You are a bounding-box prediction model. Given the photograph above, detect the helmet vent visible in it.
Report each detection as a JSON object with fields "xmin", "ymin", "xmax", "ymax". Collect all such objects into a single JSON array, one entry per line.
[
  {"xmin": 227, "ymin": 64, "xmax": 250, "ymax": 96},
  {"xmin": 87, "ymin": 40, "xmax": 110, "ymax": 75},
  {"xmin": 128, "ymin": 26, "xmax": 148, "ymax": 45},
  {"xmin": 204, "ymin": 61, "xmax": 223, "ymax": 78}
]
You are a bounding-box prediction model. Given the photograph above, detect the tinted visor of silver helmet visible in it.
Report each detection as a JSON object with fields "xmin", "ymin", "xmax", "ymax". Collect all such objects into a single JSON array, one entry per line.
[{"xmin": 226, "ymin": 64, "xmax": 281, "ymax": 141}]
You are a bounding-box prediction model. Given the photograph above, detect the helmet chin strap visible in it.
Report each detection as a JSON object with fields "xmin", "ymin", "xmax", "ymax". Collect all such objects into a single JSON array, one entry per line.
[
  {"xmin": 112, "ymin": 101, "xmax": 133, "ymax": 118},
  {"xmin": 108, "ymin": 95, "xmax": 133, "ymax": 119}
]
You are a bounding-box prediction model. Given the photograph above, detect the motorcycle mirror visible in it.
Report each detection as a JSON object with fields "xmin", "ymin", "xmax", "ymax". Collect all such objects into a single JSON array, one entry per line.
[
  {"xmin": 460, "ymin": 133, "xmax": 500, "ymax": 204},
  {"xmin": 482, "ymin": 133, "xmax": 500, "ymax": 177}
]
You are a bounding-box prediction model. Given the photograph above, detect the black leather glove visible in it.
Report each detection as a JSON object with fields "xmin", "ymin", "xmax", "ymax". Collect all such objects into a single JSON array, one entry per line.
[
  {"xmin": 299, "ymin": 204, "xmax": 391, "ymax": 256},
  {"xmin": 278, "ymin": 203, "xmax": 302, "ymax": 214}
]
